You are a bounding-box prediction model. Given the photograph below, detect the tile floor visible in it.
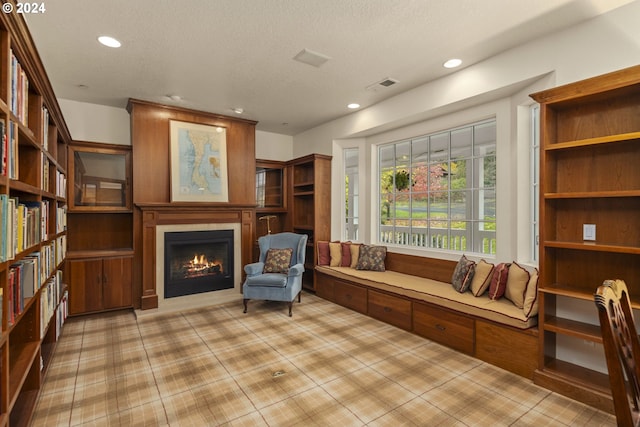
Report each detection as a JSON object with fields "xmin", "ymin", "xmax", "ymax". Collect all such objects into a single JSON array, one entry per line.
[{"xmin": 32, "ymin": 293, "xmax": 616, "ymax": 426}]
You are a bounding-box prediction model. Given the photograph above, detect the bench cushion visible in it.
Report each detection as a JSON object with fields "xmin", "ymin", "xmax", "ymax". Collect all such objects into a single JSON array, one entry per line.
[{"xmin": 316, "ymin": 266, "xmax": 537, "ymax": 329}]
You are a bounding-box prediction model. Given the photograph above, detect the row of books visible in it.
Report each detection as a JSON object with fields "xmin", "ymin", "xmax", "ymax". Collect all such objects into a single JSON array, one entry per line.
[
  {"xmin": 7, "ymin": 239, "xmax": 65, "ymax": 327},
  {"xmin": 8, "ymin": 252, "xmax": 42, "ymax": 326},
  {"xmin": 40, "ymin": 270, "xmax": 65, "ymax": 339},
  {"xmin": 0, "ymin": 119, "xmax": 18, "ymax": 179},
  {"xmin": 10, "ymin": 48, "xmax": 29, "ymax": 126},
  {"xmin": 0, "ymin": 196, "xmax": 67, "ymax": 263}
]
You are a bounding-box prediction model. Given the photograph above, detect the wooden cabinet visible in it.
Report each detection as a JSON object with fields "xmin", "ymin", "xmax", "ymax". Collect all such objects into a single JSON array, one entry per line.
[
  {"xmin": 0, "ymin": 10, "xmax": 71, "ymax": 427},
  {"xmin": 66, "ymin": 141, "xmax": 134, "ymax": 315},
  {"xmin": 530, "ymin": 64, "xmax": 640, "ymax": 413},
  {"xmin": 288, "ymin": 154, "xmax": 331, "ymax": 291},
  {"xmin": 67, "ymin": 256, "xmax": 133, "ymax": 315}
]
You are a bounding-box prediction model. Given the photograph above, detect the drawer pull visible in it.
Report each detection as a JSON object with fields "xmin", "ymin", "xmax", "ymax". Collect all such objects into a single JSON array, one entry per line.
[
  {"xmin": 435, "ymin": 324, "xmax": 446, "ymax": 332},
  {"xmin": 384, "ymin": 307, "xmax": 392, "ymax": 313}
]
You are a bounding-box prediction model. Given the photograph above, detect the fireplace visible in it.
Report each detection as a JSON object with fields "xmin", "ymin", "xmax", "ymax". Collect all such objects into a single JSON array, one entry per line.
[{"xmin": 164, "ymin": 230, "xmax": 234, "ymax": 298}]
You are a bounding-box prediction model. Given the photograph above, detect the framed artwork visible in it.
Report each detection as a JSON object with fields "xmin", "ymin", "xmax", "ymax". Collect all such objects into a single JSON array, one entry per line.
[{"xmin": 170, "ymin": 120, "xmax": 229, "ymax": 202}]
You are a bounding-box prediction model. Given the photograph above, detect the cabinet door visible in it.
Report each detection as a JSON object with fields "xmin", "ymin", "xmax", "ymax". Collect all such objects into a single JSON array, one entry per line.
[
  {"xmin": 103, "ymin": 257, "xmax": 133, "ymax": 309},
  {"xmin": 68, "ymin": 259, "xmax": 103, "ymax": 315}
]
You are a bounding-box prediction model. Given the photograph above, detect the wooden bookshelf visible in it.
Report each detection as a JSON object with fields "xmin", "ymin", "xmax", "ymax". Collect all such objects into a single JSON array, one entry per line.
[
  {"xmin": 530, "ymin": 64, "xmax": 640, "ymax": 414},
  {"xmin": 0, "ymin": 6, "xmax": 71, "ymax": 426}
]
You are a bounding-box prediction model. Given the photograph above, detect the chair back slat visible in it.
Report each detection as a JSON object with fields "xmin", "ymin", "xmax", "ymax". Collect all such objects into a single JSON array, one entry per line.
[{"xmin": 595, "ymin": 279, "xmax": 640, "ymax": 427}]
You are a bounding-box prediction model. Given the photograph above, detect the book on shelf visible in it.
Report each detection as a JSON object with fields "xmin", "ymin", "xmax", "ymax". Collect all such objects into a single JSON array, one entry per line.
[
  {"xmin": 41, "ymin": 106, "xmax": 49, "ymax": 150},
  {"xmin": 56, "ymin": 170, "xmax": 67, "ymax": 198},
  {"xmin": 0, "ymin": 118, "xmax": 6, "ymax": 176},
  {"xmin": 9, "ymin": 49, "xmax": 29, "ymax": 126}
]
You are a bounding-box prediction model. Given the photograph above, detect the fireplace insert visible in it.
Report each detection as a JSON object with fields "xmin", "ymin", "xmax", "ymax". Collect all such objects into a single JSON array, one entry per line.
[{"xmin": 164, "ymin": 229, "xmax": 234, "ymax": 298}]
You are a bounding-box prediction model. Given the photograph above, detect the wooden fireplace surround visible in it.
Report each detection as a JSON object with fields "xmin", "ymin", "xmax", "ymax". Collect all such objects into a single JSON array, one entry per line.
[{"xmin": 136, "ymin": 203, "xmax": 255, "ymax": 310}]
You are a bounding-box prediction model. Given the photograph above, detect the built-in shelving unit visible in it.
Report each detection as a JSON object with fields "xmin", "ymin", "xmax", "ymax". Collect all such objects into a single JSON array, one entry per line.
[
  {"xmin": 288, "ymin": 154, "xmax": 331, "ymax": 291},
  {"xmin": 530, "ymin": 64, "xmax": 640, "ymax": 414},
  {"xmin": 0, "ymin": 6, "xmax": 71, "ymax": 426},
  {"xmin": 66, "ymin": 141, "xmax": 133, "ymax": 315}
]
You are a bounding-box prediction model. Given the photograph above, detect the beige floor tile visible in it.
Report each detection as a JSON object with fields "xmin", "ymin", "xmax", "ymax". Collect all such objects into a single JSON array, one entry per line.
[
  {"xmin": 144, "ymin": 336, "xmax": 211, "ymax": 367},
  {"xmin": 40, "ymin": 359, "xmax": 80, "ymax": 395},
  {"xmin": 31, "ymin": 387, "xmax": 75, "ymax": 426},
  {"xmin": 321, "ymin": 367, "xmax": 415, "ymax": 424},
  {"xmin": 114, "ymin": 368, "xmax": 162, "ymax": 412},
  {"xmin": 153, "ymin": 353, "xmax": 229, "ymax": 397},
  {"xmin": 218, "ymin": 411, "xmax": 270, "ymax": 427},
  {"xmin": 259, "ymin": 386, "xmax": 362, "ymax": 426},
  {"xmin": 69, "ymin": 380, "xmax": 118, "ymax": 426},
  {"xmin": 335, "ymin": 333, "xmax": 405, "ymax": 365},
  {"xmin": 367, "ymin": 396, "xmax": 463, "ymax": 427},
  {"xmin": 189, "ymin": 377, "xmax": 257, "ymax": 424},
  {"xmin": 233, "ymin": 361, "xmax": 317, "ymax": 409},
  {"xmin": 162, "ymin": 388, "xmax": 217, "ymax": 426},
  {"xmin": 216, "ymin": 340, "xmax": 285, "ymax": 376},
  {"xmin": 287, "ymin": 345, "xmax": 366, "ymax": 385},
  {"xmin": 371, "ymin": 351, "xmax": 457, "ymax": 394},
  {"xmin": 106, "ymin": 399, "xmax": 169, "ymax": 427},
  {"xmin": 532, "ymin": 393, "xmax": 616, "ymax": 426},
  {"xmin": 422, "ymin": 376, "xmax": 533, "ymax": 426}
]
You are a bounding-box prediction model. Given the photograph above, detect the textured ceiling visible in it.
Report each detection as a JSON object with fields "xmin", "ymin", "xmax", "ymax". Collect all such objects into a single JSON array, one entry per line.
[{"xmin": 25, "ymin": 0, "xmax": 635, "ymax": 135}]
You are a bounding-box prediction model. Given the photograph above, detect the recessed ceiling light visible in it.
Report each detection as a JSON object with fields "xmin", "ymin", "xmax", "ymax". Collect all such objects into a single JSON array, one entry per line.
[
  {"xmin": 347, "ymin": 103, "xmax": 360, "ymax": 109},
  {"xmin": 232, "ymin": 107, "xmax": 244, "ymax": 114},
  {"xmin": 98, "ymin": 36, "xmax": 121, "ymax": 48},
  {"xmin": 168, "ymin": 95, "xmax": 182, "ymax": 101},
  {"xmin": 443, "ymin": 58, "xmax": 462, "ymax": 69}
]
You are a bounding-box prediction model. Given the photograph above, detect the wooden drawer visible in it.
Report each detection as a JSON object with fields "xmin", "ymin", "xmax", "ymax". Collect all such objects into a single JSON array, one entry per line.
[
  {"xmin": 475, "ymin": 320, "xmax": 538, "ymax": 379},
  {"xmin": 368, "ymin": 290, "xmax": 412, "ymax": 330},
  {"xmin": 315, "ymin": 272, "xmax": 335, "ymax": 301},
  {"xmin": 334, "ymin": 280, "xmax": 367, "ymax": 314},
  {"xmin": 413, "ymin": 302, "xmax": 474, "ymax": 354}
]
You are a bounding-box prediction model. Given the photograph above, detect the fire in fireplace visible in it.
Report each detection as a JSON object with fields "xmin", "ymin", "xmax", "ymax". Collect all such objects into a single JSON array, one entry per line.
[{"xmin": 164, "ymin": 229, "xmax": 234, "ymax": 298}]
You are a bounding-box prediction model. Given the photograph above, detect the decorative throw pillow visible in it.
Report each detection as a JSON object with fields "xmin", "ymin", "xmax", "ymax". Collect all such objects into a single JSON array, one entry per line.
[
  {"xmin": 470, "ymin": 259, "xmax": 494, "ymax": 297},
  {"xmin": 523, "ymin": 268, "xmax": 539, "ymax": 318},
  {"xmin": 317, "ymin": 241, "xmax": 330, "ymax": 266},
  {"xmin": 355, "ymin": 245, "xmax": 387, "ymax": 271},
  {"xmin": 263, "ymin": 248, "xmax": 293, "ymax": 273},
  {"xmin": 451, "ymin": 255, "xmax": 476, "ymax": 293},
  {"xmin": 349, "ymin": 244, "xmax": 361, "ymax": 268},
  {"xmin": 488, "ymin": 263, "xmax": 510, "ymax": 300},
  {"xmin": 504, "ymin": 262, "xmax": 531, "ymax": 309},
  {"xmin": 329, "ymin": 242, "xmax": 342, "ymax": 267},
  {"xmin": 341, "ymin": 242, "xmax": 352, "ymax": 267}
]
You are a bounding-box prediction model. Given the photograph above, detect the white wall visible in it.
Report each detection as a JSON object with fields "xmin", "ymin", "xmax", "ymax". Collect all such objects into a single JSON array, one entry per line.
[
  {"xmin": 255, "ymin": 130, "xmax": 293, "ymax": 161},
  {"xmin": 59, "ymin": 99, "xmax": 131, "ymax": 145}
]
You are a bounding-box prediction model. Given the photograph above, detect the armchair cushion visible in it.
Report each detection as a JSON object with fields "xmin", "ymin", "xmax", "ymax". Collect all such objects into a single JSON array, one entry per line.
[
  {"xmin": 263, "ymin": 248, "xmax": 293, "ymax": 273},
  {"xmin": 245, "ymin": 273, "xmax": 288, "ymax": 288}
]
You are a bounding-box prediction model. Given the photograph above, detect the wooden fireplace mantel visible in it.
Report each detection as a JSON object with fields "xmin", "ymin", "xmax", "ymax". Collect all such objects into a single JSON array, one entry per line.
[{"xmin": 136, "ymin": 203, "xmax": 255, "ymax": 309}]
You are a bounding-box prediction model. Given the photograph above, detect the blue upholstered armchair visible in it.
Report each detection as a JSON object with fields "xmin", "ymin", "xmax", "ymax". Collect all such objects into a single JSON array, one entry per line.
[{"xmin": 243, "ymin": 232, "xmax": 308, "ymax": 316}]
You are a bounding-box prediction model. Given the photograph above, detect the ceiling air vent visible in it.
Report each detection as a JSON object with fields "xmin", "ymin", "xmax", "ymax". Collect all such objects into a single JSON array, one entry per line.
[{"xmin": 366, "ymin": 77, "xmax": 399, "ymax": 91}]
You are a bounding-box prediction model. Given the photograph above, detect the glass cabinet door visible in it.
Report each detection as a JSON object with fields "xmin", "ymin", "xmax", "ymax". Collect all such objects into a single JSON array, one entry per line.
[
  {"xmin": 69, "ymin": 143, "xmax": 131, "ymax": 211},
  {"xmin": 256, "ymin": 162, "xmax": 284, "ymax": 209}
]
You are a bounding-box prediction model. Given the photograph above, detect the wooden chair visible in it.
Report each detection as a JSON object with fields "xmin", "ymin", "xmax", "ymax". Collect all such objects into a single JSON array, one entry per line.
[{"xmin": 595, "ymin": 279, "xmax": 640, "ymax": 426}]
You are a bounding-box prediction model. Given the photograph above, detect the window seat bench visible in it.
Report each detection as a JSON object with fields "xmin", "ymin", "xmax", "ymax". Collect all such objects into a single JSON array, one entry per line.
[{"xmin": 314, "ymin": 252, "xmax": 539, "ymax": 379}]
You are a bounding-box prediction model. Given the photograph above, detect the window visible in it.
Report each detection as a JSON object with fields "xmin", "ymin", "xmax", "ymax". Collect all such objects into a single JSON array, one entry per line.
[
  {"xmin": 531, "ymin": 105, "xmax": 540, "ymax": 262},
  {"xmin": 378, "ymin": 119, "xmax": 496, "ymax": 254},
  {"xmin": 344, "ymin": 148, "xmax": 359, "ymax": 241}
]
